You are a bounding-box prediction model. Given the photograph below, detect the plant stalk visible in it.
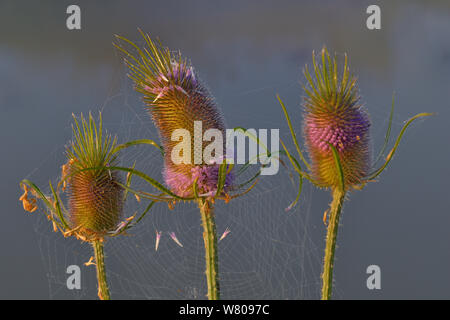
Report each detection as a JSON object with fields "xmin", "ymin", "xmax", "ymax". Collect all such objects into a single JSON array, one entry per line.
[
  {"xmin": 92, "ymin": 239, "xmax": 110, "ymax": 300},
  {"xmin": 198, "ymin": 199, "xmax": 220, "ymax": 300},
  {"xmin": 321, "ymin": 188, "xmax": 346, "ymax": 300}
]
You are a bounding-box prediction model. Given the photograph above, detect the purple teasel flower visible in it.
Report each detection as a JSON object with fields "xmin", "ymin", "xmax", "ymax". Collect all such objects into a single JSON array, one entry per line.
[{"xmin": 278, "ymin": 47, "xmax": 432, "ymax": 300}]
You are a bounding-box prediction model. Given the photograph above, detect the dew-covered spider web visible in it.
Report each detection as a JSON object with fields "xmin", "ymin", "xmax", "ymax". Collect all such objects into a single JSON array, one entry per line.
[{"xmin": 24, "ymin": 53, "xmax": 420, "ymax": 300}]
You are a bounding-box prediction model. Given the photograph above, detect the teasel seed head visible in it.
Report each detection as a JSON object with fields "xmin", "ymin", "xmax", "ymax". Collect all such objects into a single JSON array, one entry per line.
[
  {"xmin": 115, "ymin": 32, "xmax": 233, "ymax": 197},
  {"xmin": 303, "ymin": 48, "xmax": 370, "ymax": 190},
  {"xmin": 65, "ymin": 113, "xmax": 123, "ymax": 238}
]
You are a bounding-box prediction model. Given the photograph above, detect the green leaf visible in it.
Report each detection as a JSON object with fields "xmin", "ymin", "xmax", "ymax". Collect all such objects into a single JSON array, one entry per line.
[
  {"xmin": 134, "ymin": 200, "xmax": 156, "ymax": 225},
  {"xmin": 48, "ymin": 181, "xmax": 70, "ymax": 230},
  {"xmin": 110, "ymin": 166, "xmax": 193, "ymax": 200},
  {"xmin": 20, "ymin": 180, "xmax": 51, "ymax": 209},
  {"xmin": 112, "ymin": 139, "xmax": 164, "ymax": 155},
  {"xmin": 122, "ymin": 161, "xmax": 136, "ymax": 202},
  {"xmin": 112, "ymin": 200, "xmax": 156, "ymax": 236},
  {"xmin": 279, "ymin": 139, "xmax": 312, "ymax": 182},
  {"xmin": 232, "ymin": 126, "xmax": 280, "ymax": 177},
  {"xmin": 278, "ymin": 139, "xmax": 313, "ymax": 210},
  {"xmin": 285, "ymin": 174, "xmax": 303, "ymax": 212},
  {"xmin": 234, "ymin": 169, "xmax": 261, "ymax": 190},
  {"xmin": 367, "ymin": 112, "xmax": 434, "ymax": 181},
  {"xmin": 276, "ymin": 94, "xmax": 310, "ymax": 170},
  {"xmin": 328, "ymin": 143, "xmax": 345, "ymax": 192},
  {"xmin": 69, "ymin": 166, "xmax": 193, "ymax": 201},
  {"xmin": 193, "ymin": 177, "xmax": 199, "ymax": 199},
  {"xmin": 19, "ymin": 179, "xmax": 69, "ymax": 230},
  {"xmin": 373, "ymin": 93, "xmax": 395, "ymax": 166},
  {"xmin": 226, "ymin": 163, "xmax": 234, "ymax": 175},
  {"xmin": 215, "ymin": 161, "xmax": 228, "ymax": 197},
  {"xmin": 233, "ymin": 127, "xmax": 269, "ymax": 155},
  {"xmin": 116, "ymin": 181, "xmax": 169, "ymax": 202}
]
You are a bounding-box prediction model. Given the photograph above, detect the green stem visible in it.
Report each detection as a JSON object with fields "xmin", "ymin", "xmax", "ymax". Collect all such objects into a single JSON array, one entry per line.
[
  {"xmin": 198, "ymin": 199, "xmax": 220, "ymax": 300},
  {"xmin": 92, "ymin": 239, "xmax": 110, "ymax": 300},
  {"xmin": 321, "ymin": 188, "xmax": 346, "ymax": 300}
]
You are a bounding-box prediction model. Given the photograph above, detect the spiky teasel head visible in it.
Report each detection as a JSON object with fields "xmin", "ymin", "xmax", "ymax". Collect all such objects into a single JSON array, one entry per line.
[
  {"xmin": 302, "ymin": 48, "xmax": 370, "ymax": 190},
  {"xmin": 115, "ymin": 31, "xmax": 233, "ymax": 197},
  {"xmin": 64, "ymin": 113, "xmax": 123, "ymax": 239},
  {"xmin": 278, "ymin": 48, "xmax": 432, "ymax": 211},
  {"xmin": 20, "ymin": 112, "xmax": 160, "ymax": 243}
]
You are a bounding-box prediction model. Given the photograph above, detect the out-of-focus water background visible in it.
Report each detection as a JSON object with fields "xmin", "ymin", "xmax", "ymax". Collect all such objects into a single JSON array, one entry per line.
[{"xmin": 1, "ymin": 0, "xmax": 449, "ymax": 299}]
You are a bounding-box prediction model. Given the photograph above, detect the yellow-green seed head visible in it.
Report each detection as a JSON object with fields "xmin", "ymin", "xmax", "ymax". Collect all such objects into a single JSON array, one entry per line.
[{"xmin": 65, "ymin": 113, "xmax": 123, "ymax": 237}]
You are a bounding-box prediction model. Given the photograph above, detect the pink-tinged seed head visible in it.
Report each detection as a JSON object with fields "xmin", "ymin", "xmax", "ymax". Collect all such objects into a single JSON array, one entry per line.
[
  {"xmin": 302, "ymin": 48, "xmax": 371, "ymax": 189},
  {"xmin": 117, "ymin": 33, "xmax": 233, "ymax": 197},
  {"xmin": 305, "ymin": 110, "xmax": 370, "ymax": 153},
  {"xmin": 164, "ymin": 164, "xmax": 234, "ymax": 197}
]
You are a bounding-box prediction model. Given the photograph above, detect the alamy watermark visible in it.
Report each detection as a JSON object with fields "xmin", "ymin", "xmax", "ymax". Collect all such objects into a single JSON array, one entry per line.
[
  {"xmin": 66, "ymin": 5, "xmax": 81, "ymax": 30},
  {"xmin": 366, "ymin": 265, "xmax": 381, "ymax": 290},
  {"xmin": 171, "ymin": 121, "xmax": 280, "ymax": 175},
  {"xmin": 66, "ymin": 265, "xmax": 81, "ymax": 290},
  {"xmin": 366, "ymin": 5, "xmax": 381, "ymax": 30}
]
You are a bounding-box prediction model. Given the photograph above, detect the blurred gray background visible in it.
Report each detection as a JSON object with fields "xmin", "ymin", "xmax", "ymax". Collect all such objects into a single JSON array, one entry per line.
[{"xmin": 1, "ymin": 0, "xmax": 449, "ymax": 299}]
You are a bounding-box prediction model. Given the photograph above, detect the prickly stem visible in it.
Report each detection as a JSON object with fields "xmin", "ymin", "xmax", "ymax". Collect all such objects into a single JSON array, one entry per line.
[
  {"xmin": 321, "ymin": 188, "xmax": 345, "ymax": 300},
  {"xmin": 198, "ymin": 199, "xmax": 220, "ymax": 300},
  {"xmin": 92, "ymin": 239, "xmax": 110, "ymax": 300}
]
